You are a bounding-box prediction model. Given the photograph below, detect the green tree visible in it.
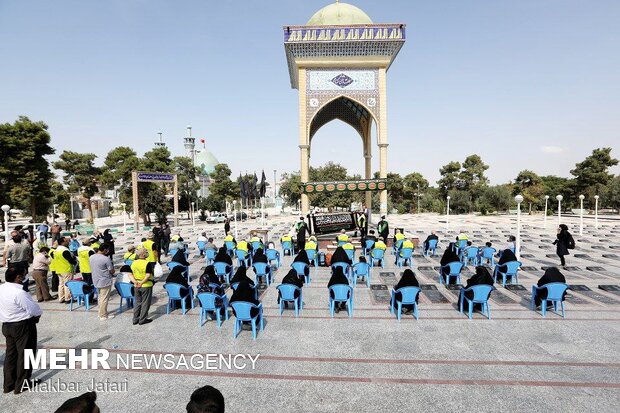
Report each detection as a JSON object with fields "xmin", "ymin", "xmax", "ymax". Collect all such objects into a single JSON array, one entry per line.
[
  {"xmin": 174, "ymin": 156, "xmax": 201, "ymax": 214},
  {"xmin": 447, "ymin": 189, "xmax": 471, "ymax": 214},
  {"xmin": 437, "ymin": 161, "xmax": 462, "ymax": 198},
  {"xmin": 479, "ymin": 185, "xmax": 512, "ymax": 213},
  {"xmin": 0, "ymin": 116, "xmax": 55, "ymax": 219},
  {"xmin": 540, "ymin": 175, "xmax": 574, "ymax": 208},
  {"xmin": 570, "ymin": 148, "xmax": 618, "ymax": 207},
  {"xmin": 403, "ymin": 172, "xmax": 430, "ymax": 213},
  {"xmin": 513, "ymin": 170, "xmax": 545, "ymax": 212},
  {"xmin": 604, "ymin": 176, "xmax": 620, "ymax": 211},
  {"xmin": 205, "ymin": 164, "xmax": 238, "ymax": 212},
  {"xmin": 309, "ymin": 162, "xmax": 357, "ymax": 209},
  {"xmin": 279, "ymin": 172, "xmax": 302, "ymax": 207},
  {"xmin": 460, "ymin": 154, "xmax": 489, "ymax": 208},
  {"xmin": 53, "ymin": 151, "xmax": 100, "ymax": 223},
  {"xmin": 100, "ymin": 146, "xmax": 140, "ymax": 211}
]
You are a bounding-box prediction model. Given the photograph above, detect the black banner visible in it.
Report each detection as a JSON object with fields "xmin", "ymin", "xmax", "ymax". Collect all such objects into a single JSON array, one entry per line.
[{"xmin": 311, "ymin": 213, "xmax": 357, "ymax": 235}]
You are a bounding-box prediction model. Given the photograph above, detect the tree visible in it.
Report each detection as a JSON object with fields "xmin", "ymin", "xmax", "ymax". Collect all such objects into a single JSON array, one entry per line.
[
  {"xmin": 205, "ymin": 164, "xmax": 238, "ymax": 212},
  {"xmin": 403, "ymin": 172, "xmax": 430, "ymax": 213},
  {"xmin": 540, "ymin": 175, "xmax": 574, "ymax": 208},
  {"xmin": 604, "ymin": 175, "xmax": 620, "ymax": 211},
  {"xmin": 447, "ymin": 189, "xmax": 471, "ymax": 214},
  {"xmin": 309, "ymin": 162, "xmax": 359, "ymax": 209},
  {"xmin": 279, "ymin": 172, "xmax": 302, "ymax": 207},
  {"xmin": 100, "ymin": 146, "xmax": 140, "ymax": 211},
  {"xmin": 513, "ymin": 170, "xmax": 545, "ymax": 212},
  {"xmin": 460, "ymin": 154, "xmax": 489, "ymax": 207},
  {"xmin": 570, "ymin": 148, "xmax": 618, "ymax": 206},
  {"xmin": 479, "ymin": 185, "xmax": 512, "ymax": 214},
  {"xmin": 53, "ymin": 151, "xmax": 100, "ymax": 223},
  {"xmin": 0, "ymin": 116, "xmax": 55, "ymax": 219},
  {"xmin": 437, "ymin": 161, "xmax": 461, "ymax": 198},
  {"xmin": 173, "ymin": 156, "xmax": 201, "ymax": 214}
]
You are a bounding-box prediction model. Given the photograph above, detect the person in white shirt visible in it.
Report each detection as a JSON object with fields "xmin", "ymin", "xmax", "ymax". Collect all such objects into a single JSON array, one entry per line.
[{"xmin": 0, "ymin": 266, "xmax": 42, "ymax": 394}]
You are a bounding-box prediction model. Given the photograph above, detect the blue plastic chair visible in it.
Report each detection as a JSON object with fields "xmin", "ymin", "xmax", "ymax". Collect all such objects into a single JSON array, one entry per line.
[
  {"xmin": 425, "ymin": 239, "xmax": 438, "ymax": 257},
  {"xmin": 251, "ymin": 241, "xmax": 263, "ymax": 251},
  {"xmin": 390, "ymin": 286, "xmax": 421, "ymax": 320},
  {"xmin": 277, "ymin": 284, "xmax": 303, "ymax": 316},
  {"xmin": 114, "ymin": 282, "xmax": 134, "ymax": 313},
  {"xmin": 455, "ymin": 239, "xmax": 468, "ymax": 255},
  {"xmin": 213, "ymin": 262, "xmax": 233, "ymax": 284},
  {"xmin": 66, "ymin": 280, "xmax": 94, "ymax": 311},
  {"xmin": 124, "ymin": 259, "xmax": 134, "ymax": 266},
  {"xmin": 281, "ymin": 240, "xmax": 295, "ymax": 256},
  {"xmin": 291, "ymin": 261, "xmax": 310, "ymax": 284},
  {"xmin": 230, "ymin": 302, "xmax": 264, "ymax": 340},
  {"xmin": 305, "ymin": 249, "xmax": 318, "ymax": 267},
  {"xmin": 439, "ymin": 262, "xmax": 464, "ymax": 284},
  {"xmin": 459, "ymin": 284, "xmax": 494, "ymax": 319},
  {"xmin": 197, "ymin": 292, "xmax": 228, "ymax": 327},
  {"xmin": 397, "ymin": 248, "xmax": 414, "ymax": 268},
  {"xmin": 253, "ymin": 262, "xmax": 272, "ymax": 286},
  {"xmin": 352, "ymin": 262, "xmax": 371, "ymax": 288},
  {"xmin": 462, "ymin": 246, "xmax": 479, "ymax": 266},
  {"xmin": 531, "ymin": 282, "xmax": 568, "ymax": 318},
  {"xmin": 363, "ymin": 239, "xmax": 375, "ymax": 256},
  {"xmin": 331, "ymin": 262, "xmax": 351, "ymax": 279},
  {"xmin": 265, "ymin": 249, "xmax": 280, "ymax": 269},
  {"xmin": 337, "ymin": 239, "xmax": 347, "ymax": 247},
  {"xmin": 478, "ymin": 247, "xmax": 496, "ymax": 266},
  {"xmin": 196, "ymin": 241, "xmax": 206, "ymax": 253},
  {"xmin": 392, "ymin": 239, "xmax": 404, "ymax": 255},
  {"xmin": 370, "ymin": 248, "xmax": 385, "ymax": 268},
  {"xmin": 329, "ymin": 285, "xmax": 353, "ymax": 318},
  {"xmin": 344, "ymin": 248, "xmax": 355, "ymax": 262},
  {"xmin": 225, "ymin": 241, "xmax": 236, "ymax": 256},
  {"xmin": 205, "ymin": 248, "xmax": 217, "ymax": 265},
  {"xmin": 167, "ymin": 261, "xmax": 189, "ymax": 282},
  {"xmin": 236, "ymin": 249, "xmax": 251, "ymax": 267},
  {"xmin": 164, "ymin": 283, "xmax": 194, "ymax": 315},
  {"xmin": 494, "ymin": 261, "xmax": 522, "ymax": 286},
  {"xmin": 168, "ymin": 248, "xmax": 178, "ymax": 257}
]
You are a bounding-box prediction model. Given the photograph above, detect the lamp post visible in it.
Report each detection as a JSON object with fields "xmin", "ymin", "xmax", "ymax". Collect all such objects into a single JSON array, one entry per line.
[
  {"xmin": 578, "ymin": 195, "xmax": 585, "ymax": 235},
  {"xmin": 2, "ymin": 204, "xmax": 10, "ymax": 243},
  {"xmin": 446, "ymin": 196, "xmax": 451, "ymax": 230},
  {"xmin": 556, "ymin": 195, "xmax": 563, "ymax": 225},
  {"xmin": 298, "ymin": 199, "xmax": 301, "ymax": 212},
  {"xmin": 232, "ymin": 200, "xmax": 239, "ymax": 239},
  {"xmin": 52, "ymin": 204, "xmax": 58, "ymax": 223},
  {"xmin": 273, "ymin": 169, "xmax": 277, "ymax": 200},
  {"xmin": 594, "ymin": 195, "xmax": 599, "ymax": 229},
  {"xmin": 121, "ymin": 203, "xmax": 127, "ymax": 233},
  {"xmin": 191, "ymin": 201, "xmax": 196, "ymax": 227},
  {"xmin": 515, "ymin": 195, "xmax": 524, "ymax": 260},
  {"xmin": 543, "ymin": 195, "xmax": 549, "ymax": 229}
]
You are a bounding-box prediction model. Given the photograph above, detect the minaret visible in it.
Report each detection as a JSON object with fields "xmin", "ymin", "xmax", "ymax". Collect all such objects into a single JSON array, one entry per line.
[
  {"xmin": 184, "ymin": 124, "xmax": 195, "ymax": 165},
  {"xmin": 154, "ymin": 131, "xmax": 166, "ymax": 148}
]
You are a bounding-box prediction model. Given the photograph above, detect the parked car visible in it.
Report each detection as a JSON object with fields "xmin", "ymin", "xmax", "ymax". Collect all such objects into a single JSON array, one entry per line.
[
  {"xmin": 206, "ymin": 214, "xmax": 226, "ymax": 224},
  {"xmin": 233, "ymin": 212, "xmax": 248, "ymax": 220}
]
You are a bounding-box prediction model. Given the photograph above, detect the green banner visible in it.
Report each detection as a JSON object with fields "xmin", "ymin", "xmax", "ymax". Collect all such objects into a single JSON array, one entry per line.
[{"xmin": 302, "ymin": 179, "xmax": 387, "ymax": 194}]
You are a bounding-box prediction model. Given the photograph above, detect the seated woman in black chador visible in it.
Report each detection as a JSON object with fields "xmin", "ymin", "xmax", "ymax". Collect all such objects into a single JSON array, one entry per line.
[
  {"xmin": 170, "ymin": 248, "xmax": 190, "ymax": 267},
  {"xmin": 534, "ymin": 267, "xmax": 567, "ymax": 307},
  {"xmin": 328, "ymin": 267, "xmax": 350, "ymax": 313},
  {"xmin": 393, "ymin": 269, "xmax": 419, "ymax": 313},
  {"xmin": 164, "ymin": 265, "xmax": 192, "ymax": 307},
  {"xmin": 278, "ymin": 269, "xmax": 304, "ymax": 307},
  {"xmin": 214, "ymin": 246, "xmax": 232, "ymax": 266},
  {"xmin": 331, "ymin": 246, "xmax": 352, "ymax": 265},
  {"xmin": 197, "ymin": 265, "xmax": 225, "ymax": 295},
  {"xmin": 230, "ymin": 281, "xmax": 260, "ymax": 318},
  {"xmin": 439, "ymin": 243, "xmax": 460, "ymax": 284},
  {"xmin": 458, "ymin": 266, "xmax": 494, "ymax": 310},
  {"xmin": 494, "ymin": 249, "xmax": 517, "ymax": 281},
  {"xmin": 253, "ymin": 248, "xmax": 268, "ymax": 264},
  {"xmin": 231, "ymin": 266, "xmax": 255, "ymax": 286},
  {"xmin": 292, "ymin": 250, "xmax": 310, "ymax": 279}
]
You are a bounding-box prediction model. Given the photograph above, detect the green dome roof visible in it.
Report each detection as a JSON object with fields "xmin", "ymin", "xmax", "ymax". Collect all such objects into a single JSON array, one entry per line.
[
  {"xmin": 307, "ymin": 2, "xmax": 373, "ymax": 26},
  {"xmin": 194, "ymin": 149, "xmax": 219, "ymax": 176}
]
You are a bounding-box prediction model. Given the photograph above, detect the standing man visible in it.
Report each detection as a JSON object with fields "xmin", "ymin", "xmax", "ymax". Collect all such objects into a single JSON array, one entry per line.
[
  {"xmin": 357, "ymin": 211, "xmax": 367, "ymax": 240},
  {"xmin": 37, "ymin": 221, "xmax": 49, "ymax": 244},
  {"xmin": 0, "ymin": 266, "xmax": 42, "ymax": 394},
  {"xmin": 77, "ymin": 240, "xmax": 96, "ymax": 286},
  {"xmin": 50, "ymin": 222, "xmax": 62, "ymax": 244},
  {"xmin": 129, "ymin": 248, "xmax": 154, "ymax": 325},
  {"xmin": 161, "ymin": 222, "xmax": 171, "ymax": 257},
  {"xmin": 90, "ymin": 243, "xmax": 115, "ymax": 321},
  {"xmin": 64, "ymin": 218, "xmax": 71, "ymax": 231},
  {"xmin": 377, "ymin": 215, "xmax": 389, "ymax": 244},
  {"xmin": 224, "ymin": 217, "xmax": 231, "ymax": 236},
  {"xmin": 2, "ymin": 230, "xmax": 32, "ymax": 274},
  {"xmin": 54, "ymin": 237, "xmax": 76, "ymax": 304},
  {"xmin": 31, "ymin": 246, "xmax": 55, "ymax": 302},
  {"xmin": 139, "ymin": 233, "xmax": 159, "ymax": 265},
  {"xmin": 295, "ymin": 217, "xmax": 309, "ymax": 253}
]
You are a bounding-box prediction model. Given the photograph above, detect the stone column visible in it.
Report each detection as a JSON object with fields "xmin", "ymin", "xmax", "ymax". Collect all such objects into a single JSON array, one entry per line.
[
  {"xmin": 378, "ymin": 68, "xmax": 388, "ymax": 216},
  {"xmin": 300, "ymin": 144, "xmax": 310, "ymax": 213},
  {"xmin": 364, "ymin": 132, "xmax": 373, "ymax": 213},
  {"xmin": 298, "ymin": 68, "xmax": 310, "ymax": 214},
  {"xmin": 379, "ymin": 143, "xmax": 388, "ymax": 215}
]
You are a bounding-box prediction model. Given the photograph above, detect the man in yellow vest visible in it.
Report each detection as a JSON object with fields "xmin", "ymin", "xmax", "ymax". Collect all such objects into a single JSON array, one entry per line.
[
  {"xmin": 396, "ymin": 237, "xmax": 415, "ymax": 265},
  {"xmin": 336, "ymin": 229, "xmax": 349, "ymax": 245},
  {"xmin": 249, "ymin": 233, "xmax": 263, "ymax": 250},
  {"xmin": 77, "ymin": 240, "xmax": 96, "ymax": 285},
  {"xmin": 304, "ymin": 236, "xmax": 318, "ymax": 252},
  {"xmin": 123, "ymin": 245, "xmax": 136, "ymax": 264},
  {"xmin": 374, "ymin": 238, "xmax": 387, "ymax": 251},
  {"xmin": 54, "ymin": 237, "xmax": 76, "ymax": 303},
  {"xmin": 139, "ymin": 234, "xmax": 158, "ymax": 264},
  {"xmin": 281, "ymin": 234, "xmax": 294, "ymax": 255},
  {"xmin": 342, "ymin": 241, "xmax": 355, "ymax": 259},
  {"xmin": 129, "ymin": 248, "xmax": 154, "ymax": 325}
]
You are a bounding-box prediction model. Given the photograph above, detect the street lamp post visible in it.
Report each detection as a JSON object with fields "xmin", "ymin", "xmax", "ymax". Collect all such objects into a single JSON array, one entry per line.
[
  {"xmin": 273, "ymin": 169, "xmax": 277, "ymax": 200},
  {"xmin": 515, "ymin": 195, "xmax": 524, "ymax": 260},
  {"xmin": 446, "ymin": 196, "xmax": 451, "ymax": 230},
  {"xmin": 191, "ymin": 202, "xmax": 196, "ymax": 227},
  {"xmin": 121, "ymin": 203, "xmax": 127, "ymax": 233},
  {"xmin": 579, "ymin": 195, "xmax": 585, "ymax": 235},
  {"xmin": 232, "ymin": 200, "xmax": 239, "ymax": 239},
  {"xmin": 52, "ymin": 204, "xmax": 58, "ymax": 223},
  {"xmin": 1, "ymin": 205, "xmax": 10, "ymax": 243},
  {"xmin": 556, "ymin": 195, "xmax": 563, "ymax": 225},
  {"xmin": 594, "ymin": 195, "xmax": 599, "ymax": 229},
  {"xmin": 543, "ymin": 195, "xmax": 549, "ymax": 229}
]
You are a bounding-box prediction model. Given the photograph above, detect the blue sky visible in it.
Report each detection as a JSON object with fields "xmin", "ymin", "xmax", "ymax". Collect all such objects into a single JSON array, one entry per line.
[{"xmin": 1, "ymin": 0, "xmax": 619, "ymax": 184}]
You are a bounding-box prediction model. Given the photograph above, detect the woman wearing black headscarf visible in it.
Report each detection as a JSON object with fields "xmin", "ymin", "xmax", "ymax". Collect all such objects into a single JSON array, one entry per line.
[
  {"xmin": 553, "ymin": 224, "xmax": 573, "ymax": 267},
  {"xmin": 230, "ymin": 281, "xmax": 260, "ymax": 317},
  {"xmin": 214, "ymin": 246, "xmax": 233, "ymax": 266},
  {"xmin": 252, "ymin": 248, "xmax": 268, "ymax": 264},
  {"xmin": 534, "ymin": 267, "xmax": 567, "ymax": 307},
  {"xmin": 439, "ymin": 243, "xmax": 460, "ymax": 284},
  {"xmin": 330, "ymin": 246, "xmax": 352, "ymax": 265},
  {"xmin": 393, "ymin": 269, "xmax": 419, "ymax": 313},
  {"xmin": 494, "ymin": 248, "xmax": 517, "ymax": 282},
  {"xmin": 231, "ymin": 266, "xmax": 255, "ymax": 286},
  {"xmin": 328, "ymin": 267, "xmax": 350, "ymax": 312},
  {"xmin": 103, "ymin": 229, "xmax": 115, "ymax": 258},
  {"xmin": 293, "ymin": 250, "xmax": 310, "ymax": 278},
  {"xmin": 459, "ymin": 266, "xmax": 494, "ymax": 310},
  {"xmin": 278, "ymin": 269, "xmax": 304, "ymax": 306},
  {"xmin": 171, "ymin": 248, "xmax": 190, "ymax": 267},
  {"xmin": 165, "ymin": 265, "xmax": 192, "ymax": 308},
  {"xmin": 198, "ymin": 265, "xmax": 224, "ymax": 295}
]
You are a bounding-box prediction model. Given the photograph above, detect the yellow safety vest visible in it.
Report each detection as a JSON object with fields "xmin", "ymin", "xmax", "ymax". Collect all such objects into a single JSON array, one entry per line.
[
  {"xmin": 130, "ymin": 259, "xmax": 153, "ymax": 288},
  {"xmin": 281, "ymin": 235, "xmax": 292, "ymax": 242},
  {"xmin": 342, "ymin": 242, "xmax": 355, "ymax": 250},
  {"xmin": 53, "ymin": 246, "xmax": 74, "ymax": 274},
  {"xmin": 337, "ymin": 234, "xmax": 349, "ymax": 242},
  {"xmin": 124, "ymin": 251, "xmax": 136, "ymax": 261},
  {"xmin": 140, "ymin": 240, "xmax": 157, "ymax": 263},
  {"xmin": 237, "ymin": 241, "xmax": 249, "ymax": 252},
  {"xmin": 395, "ymin": 233, "xmax": 405, "ymax": 241},
  {"xmin": 374, "ymin": 241, "xmax": 387, "ymax": 251},
  {"xmin": 224, "ymin": 235, "xmax": 234, "ymax": 242},
  {"xmin": 77, "ymin": 247, "xmax": 94, "ymax": 273},
  {"xmin": 49, "ymin": 248, "xmax": 57, "ymax": 272},
  {"xmin": 304, "ymin": 241, "xmax": 317, "ymax": 251}
]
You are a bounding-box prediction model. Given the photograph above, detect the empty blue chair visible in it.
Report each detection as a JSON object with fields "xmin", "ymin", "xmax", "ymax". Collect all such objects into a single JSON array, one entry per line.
[
  {"xmin": 305, "ymin": 249, "xmax": 318, "ymax": 267},
  {"xmin": 478, "ymin": 247, "xmax": 496, "ymax": 266},
  {"xmin": 439, "ymin": 262, "xmax": 464, "ymax": 284},
  {"xmin": 329, "ymin": 285, "xmax": 353, "ymax": 318},
  {"xmin": 265, "ymin": 249, "xmax": 281, "ymax": 269},
  {"xmin": 196, "ymin": 241, "xmax": 206, "ymax": 254},
  {"xmin": 225, "ymin": 241, "xmax": 236, "ymax": 256},
  {"xmin": 281, "ymin": 240, "xmax": 295, "ymax": 256},
  {"xmin": 370, "ymin": 248, "xmax": 385, "ymax": 268},
  {"xmin": 363, "ymin": 239, "xmax": 375, "ymax": 256},
  {"xmin": 397, "ymin": 248, "xmax": 414, "ymax": 268},
  {"xmin": 253, "ymin": 262, "xmax": 272, "ymax": 286},
  {"xmin": 230, "ymin": 302, "xmax": 264, "ymax": 340},
  {"xmin": 462, "ymin": 246, "xmax": 479, "ymax": 266},
  {"xmin": 390, "ymin": 286, "xmax": 421, "ymax": 320},
  {"xmin": 291, "ymin": 261, "xmax": 310, "ymax": 284},
  {"xmin": 114, "ymin": 282, "xmax": 134, "ymax": 313},
  {"xmin": 204, "ymin": 248, "xmax": 217, "ymax": 265},
  {"xmin": 197, "ymin": 292, "xmax": 228, "ymax": 327},
  {"xmin": 213, "ymin": 262, "xmax": 233, "ymax": 284},
  {"xmin": 494, "ymin": 261, "xmax": 522, "ymax": 286},
  {"xmin": 352, "ymin": 262, "xmax": 371, "ymax": 288},
  {"xmin": 66, "ymin": 280, "xmax": 94, "ymax": 311},
  {"xmin": 277, "ymin": 284, "xmax": 303, "ymax": 317},
  {"xmin": 531, "ymin": 282, "xmax": 568, "ymax": 318},
  {"xmin": 167, "ymin": 261, "xmax": 189, "ymax": 282},
  {"xmin": 459, "ymin": 284, "xmax": 494, "ymax": 319},
  {"xmin": 344, "ymin": 248, "xmax": 355, "ymax": 262},
  {"xmin": 425, "ymin": 239, "xmax": 438, "ymax": 257},
  {"xmin": 236, "ymin": 249, "xmax": 251, "ymax": 267},
  {"xmin": 164, "ymin": 283, "xmax": 194, "ymax": 315}
]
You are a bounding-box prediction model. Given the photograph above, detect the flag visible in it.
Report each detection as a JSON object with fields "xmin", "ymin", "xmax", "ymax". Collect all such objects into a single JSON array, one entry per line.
[
  {"xmin": 200, "ymin": 138, "xmax": 205, "ymax": 143},
  {"xmin": 259, "ymin": 170, "xmax": 267, "ymax": 198},
  {"xmin": 253, "ymin": 172, "xmax": 259, "ymax": 199},
  {"xmin": 239, "ymin": 174, "xmax": 246, "ymax": 200}
]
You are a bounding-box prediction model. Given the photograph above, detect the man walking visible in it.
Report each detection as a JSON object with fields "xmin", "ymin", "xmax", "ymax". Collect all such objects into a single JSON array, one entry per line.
[
  {"xmin": 0, "ymin": 266, "xmax": 42, "ymax": 394},
  {"xmin": 50, "ymin": 222, "xmax": 62, "ymax": 244},
  {"xmin": 90, "ymin": 243, "xmax": 115, "ymax": 321}
]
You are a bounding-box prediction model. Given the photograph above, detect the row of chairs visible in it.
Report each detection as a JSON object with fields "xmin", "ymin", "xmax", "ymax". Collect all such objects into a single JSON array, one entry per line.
[{"xmin": 439, "ymin": 260, "xmax": 523, "ymax": 287}]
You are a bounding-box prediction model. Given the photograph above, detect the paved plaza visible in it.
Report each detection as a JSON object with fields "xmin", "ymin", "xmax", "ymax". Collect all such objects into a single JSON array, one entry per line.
[{"xmin": 1, "ymin": 213, "xmax": 620, "ymax": 412}]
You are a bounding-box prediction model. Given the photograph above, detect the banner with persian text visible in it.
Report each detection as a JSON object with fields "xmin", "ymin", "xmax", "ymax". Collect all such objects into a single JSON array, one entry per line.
[{"xmin": 302, "ymin": 179, "xmax": 387, "ymax": 194}]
